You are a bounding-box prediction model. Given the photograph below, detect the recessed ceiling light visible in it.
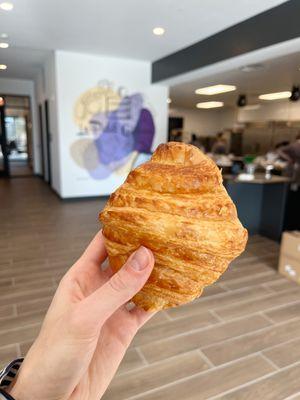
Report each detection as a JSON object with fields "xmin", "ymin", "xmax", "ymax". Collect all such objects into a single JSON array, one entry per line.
[
  {"xmin": 0, "ymin": 33, "xmax": 8, "ymax": 39},
  {"xmin": 196, "ymin": 101, "xmax": 224, "ymax": 109},
  {"xmin": 195, "ymin": 84, "xmax": 236, "ymax": 95},
  {"xmin": 0, "ymin": 42, "xmax": 9, "ymax": 48},
  {"xmin": 0, "ymin": 64, "xmax": 7, "ymax": 70},
  {"xmin": 243, "ymin": 104, "xmax": 261, "ymax": 111},
  {"xmin": 0, "ymin": 2, "xmax": 14, "ymax": 11},
  {"xmin": 167, "ymin": 97, "xmax": 171, "ymax": 104},
  {"xmin": 153, "ymin": 27, "xmax": 165, "ymax": 36},
  {"xmin": 240, "ymin": 63, "xmax": 264, "ymax": 72},
  {"xmin": 259, "ymin": 91, "xmax": 291, "ymax": 100}
]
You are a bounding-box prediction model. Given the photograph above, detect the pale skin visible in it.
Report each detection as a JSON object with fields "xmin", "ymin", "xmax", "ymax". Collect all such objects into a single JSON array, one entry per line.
[{"xmin": 8, "ymin": 231, "xmax": 155, "ymax": 400}]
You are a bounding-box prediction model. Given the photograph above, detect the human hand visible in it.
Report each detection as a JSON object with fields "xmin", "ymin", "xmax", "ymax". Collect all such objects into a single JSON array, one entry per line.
[{"xmin": 8, "ymin": 231, "xmax": 155, "ymax": 400}]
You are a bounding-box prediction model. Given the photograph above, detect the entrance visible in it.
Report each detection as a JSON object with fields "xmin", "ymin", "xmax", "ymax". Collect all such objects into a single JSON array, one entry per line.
[{"xmin": 0, "ymin": 94, "xmax": 33, "ymax": 177}]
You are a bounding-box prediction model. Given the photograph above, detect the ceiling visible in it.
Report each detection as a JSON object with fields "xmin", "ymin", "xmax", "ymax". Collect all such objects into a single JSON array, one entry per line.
[
  {"xmin": 0, "ymin": 47, "xmax": 49, "ymax": 79},
  {"xmin": 169, "ymin": 50, "xmax": 300, "ymax": 110},
  {"xmin": 0, "ymin": 0, "xmax": 288, "ymax": 80}
]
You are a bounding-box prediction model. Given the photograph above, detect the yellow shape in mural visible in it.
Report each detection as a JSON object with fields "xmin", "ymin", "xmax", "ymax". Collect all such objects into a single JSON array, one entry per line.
[
  {"xmin": 70, "ymin": 139, "xmax": 99, "ymax": 170},
  {"xmin": 73, "ymin": 86, "xmax": 121, "ymax": 131}
]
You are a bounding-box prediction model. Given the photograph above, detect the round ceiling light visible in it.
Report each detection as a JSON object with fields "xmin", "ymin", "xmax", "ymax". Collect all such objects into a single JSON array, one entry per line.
[
  {"xmin": 0, "ymin": 42, "xmax": 9, "ymax": 48},
  {"xmin": 0, "ymin": 2, "xmax": 14, "ymax": 10},
  {"xmin": 167, "ymin": 98, "xmax": 172, "ymax": 104},
  {"xmin": 0, "ymin": 33, "xmax": 8, "ymax": 39},
  {"xmin": 153, "ymin": 27, "xmax": 165, "ymax": 36},
  {"xmin": 0, "ymin": 64, "xmax": 7, "ymax": 70}
]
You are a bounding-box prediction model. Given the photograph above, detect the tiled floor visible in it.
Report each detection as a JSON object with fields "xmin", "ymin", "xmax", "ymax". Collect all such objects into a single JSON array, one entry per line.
[{"xmin": 1, "ymin": 177, "xmax": 300, "ymax": 400}]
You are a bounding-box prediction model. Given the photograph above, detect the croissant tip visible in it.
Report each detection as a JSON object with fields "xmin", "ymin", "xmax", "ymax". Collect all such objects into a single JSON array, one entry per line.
[{"xmin": 151, "ymin": 141, "xmax": 213, "ymax": 169}]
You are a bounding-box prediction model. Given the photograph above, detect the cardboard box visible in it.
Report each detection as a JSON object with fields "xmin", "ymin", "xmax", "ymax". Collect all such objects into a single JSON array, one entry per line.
[
  {"xmin": 280, "ymin": 231, "xmax": 300, "ymax": 261},
  {"xmin": 279, "ymin": 254, "xmax": 300, "ymax": 284}
]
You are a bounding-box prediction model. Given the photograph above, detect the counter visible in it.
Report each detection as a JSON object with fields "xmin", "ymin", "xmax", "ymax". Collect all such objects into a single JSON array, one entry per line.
[
  {"xmin": 223, "ymin": 174, "xmax": 291, "ymax": 184},
  {"xmin": 223, "ymin": 174, "xmax": 291, "ymax": 241}
]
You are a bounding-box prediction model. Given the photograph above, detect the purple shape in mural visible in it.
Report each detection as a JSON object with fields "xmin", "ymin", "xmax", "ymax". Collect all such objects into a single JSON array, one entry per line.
[
  {"xmin": 95, "ymin": 121, "xmax": 134, "ymax": 165},
  {"xmin": 133, "ymin": 108, "xmax": 155, "ymax": 153},
  {"xmin": 78, "ymin": 91, "xmax": 155, "ymax": 180}
]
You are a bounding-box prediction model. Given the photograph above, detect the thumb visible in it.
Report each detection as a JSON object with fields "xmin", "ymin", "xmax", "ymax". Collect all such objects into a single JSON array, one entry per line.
[{"xmin": 78, "ymin": 246, "xmax": 154, "ymax": 328}]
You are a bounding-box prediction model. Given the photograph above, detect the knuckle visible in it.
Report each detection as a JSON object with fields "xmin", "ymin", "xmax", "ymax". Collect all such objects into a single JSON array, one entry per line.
[
  {"xmin": 57, "ymin": 274, "xmax": 68, "ymax": 288},
  {"xmin": 108, "ymin": 272, "xmax": 128, "ymax": 293},
  {"xmin": 58, "ymin": 274, "xmax": 74, "ymax": 291}
]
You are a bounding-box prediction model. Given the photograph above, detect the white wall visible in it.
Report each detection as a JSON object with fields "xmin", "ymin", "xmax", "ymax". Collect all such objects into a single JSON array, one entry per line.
[
  {"xmin": 43, "ymin": 52, "xmax": 61, "ymax": 194},
  {"xmin": 170, "ymin": 100, "xmax": 300, "ymax": 143},
  {"xmin": 54, "ymin": 50, "xmax": 168, "ymax": 198},
  {"xmin": 34, "ymin": 68, "xmax": 46, "ymax": 179},
  {"xmin": 0, "ymin": 77, "xmax": 41, "ymax": 174},
  {"xmin": 238, "ymin": 100, "xmax": 300, "ymax": 122},
  {"xmin": 169, "ymin": 106, "xmax": 236, "ymax": 142}
]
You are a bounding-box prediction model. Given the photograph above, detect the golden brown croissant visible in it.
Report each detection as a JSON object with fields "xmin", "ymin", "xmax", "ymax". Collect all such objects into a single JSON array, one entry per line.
[{"xmin": 99, "ymin": 142, "xmax": 247, "ymax": 311}]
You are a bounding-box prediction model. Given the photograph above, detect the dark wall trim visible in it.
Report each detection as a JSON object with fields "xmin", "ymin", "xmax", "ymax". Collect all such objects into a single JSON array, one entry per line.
[{"xmin": 152, "ymin": 0, "xmax": 300, "ymax": 83}]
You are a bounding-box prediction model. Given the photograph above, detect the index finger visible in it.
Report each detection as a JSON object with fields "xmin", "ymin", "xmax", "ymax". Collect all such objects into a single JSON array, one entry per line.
[{"xmin": 81, "ymin": 230, "xmax": 108, "ymax": 265}]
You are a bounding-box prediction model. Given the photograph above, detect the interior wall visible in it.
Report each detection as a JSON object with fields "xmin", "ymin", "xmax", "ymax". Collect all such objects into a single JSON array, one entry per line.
[
  {"xmin": 34, "ymin": 68, "xmax": 46, "ymax": 179},
  {"xmin": 169, "ymin": 106, "xmax": 236, "ymax": 142},
  {"xmin": 170, "ymin": 100, "xmax": 300, "ymax": 146},
  {"xmin": 54, "ymin": 50, "xmax": 168, "ymax": 198},
  {"xmin": 0, "ymin": 77, "xmax": 41, "ymax": 174},
  {"xmin": 238, "ymin": 100, "xmax": 300, "ymax": 122}
]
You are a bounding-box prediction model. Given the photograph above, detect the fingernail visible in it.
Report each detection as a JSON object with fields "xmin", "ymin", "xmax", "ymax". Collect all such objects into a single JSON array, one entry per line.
[{"xmin": 130, "ymin": 247, "xmax": 150, "ymax": 271}]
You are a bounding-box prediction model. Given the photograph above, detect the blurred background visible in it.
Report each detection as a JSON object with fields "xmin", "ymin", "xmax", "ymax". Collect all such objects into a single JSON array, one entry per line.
[{"xmin": 1, "ymin": 1, "xmax": 300, "ymax": 399}]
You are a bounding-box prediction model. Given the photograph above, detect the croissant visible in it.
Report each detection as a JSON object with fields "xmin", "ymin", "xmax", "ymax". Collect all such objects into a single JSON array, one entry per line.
[{"xmin": 99, "ymin": 142, "xmax": 248, "ymax": 311}]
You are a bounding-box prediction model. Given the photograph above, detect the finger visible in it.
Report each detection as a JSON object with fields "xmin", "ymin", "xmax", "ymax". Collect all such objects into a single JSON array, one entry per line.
[
  {"xmin": 129, "ymin": 306, "xmax": 157, "ymax": 329},
  {"xmin": 81, "ymin": 230, "xmax": 107, "ymax": 265},
  {"xmin": 78, "ymin": 246, "xmax": 154, "ymax": 330},
  {"xmin": 93, "ymin": 262, "xmax": 113, "ymax": 286},
  {"xmin": 65, "ymin": 231, "xmax": 109, "ymax": 290},
  {"xmin": 101, "ymin": 258, "xmax": 113, "ymax": 279}
]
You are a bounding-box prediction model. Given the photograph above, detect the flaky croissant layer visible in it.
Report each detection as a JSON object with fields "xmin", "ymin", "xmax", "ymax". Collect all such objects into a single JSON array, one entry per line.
[{"xmin": 100, "ymin": 142, "xmax": 248, "ymax": 311}]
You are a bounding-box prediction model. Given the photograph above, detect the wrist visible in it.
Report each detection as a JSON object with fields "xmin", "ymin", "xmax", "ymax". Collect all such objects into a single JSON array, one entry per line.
[
  {"xmin": 0, "ymin": 359, "xmax": 24, "ymax": 400},
  {"xmin": 6, "ymin": 367, "xmax": 32, "ymax": 400},
  {"xmin": 0, "ymin": 388, "xmax": 17, "ymax": 400},
  {"xmin": 6, "ymin": 385, "xmax": 20, "ymax": 400}
]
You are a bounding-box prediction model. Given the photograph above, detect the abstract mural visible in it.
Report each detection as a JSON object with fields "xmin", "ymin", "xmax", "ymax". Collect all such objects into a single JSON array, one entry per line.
[{"xmin": 71, "ymin": 82, "xmax": 155, "ymax": 179}]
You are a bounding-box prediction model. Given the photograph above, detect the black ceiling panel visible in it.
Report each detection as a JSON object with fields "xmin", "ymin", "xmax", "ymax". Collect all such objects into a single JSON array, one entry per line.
[{"xmin": 152, "ymin": 0, "xmax": 300, "ymax": 83}]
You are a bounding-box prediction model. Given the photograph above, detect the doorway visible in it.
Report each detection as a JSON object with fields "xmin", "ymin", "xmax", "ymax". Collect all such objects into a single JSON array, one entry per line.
[
  {"xmin": 168, "ymin": 117, "xmax": 184, "ymax": 141},
  {"xmin": 0, "ymin": 94, "xmax": 33, "ymax": 177},
  {"xmin": 38, "ymin": 104, "xmax": 45, "ymax": 178}
]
